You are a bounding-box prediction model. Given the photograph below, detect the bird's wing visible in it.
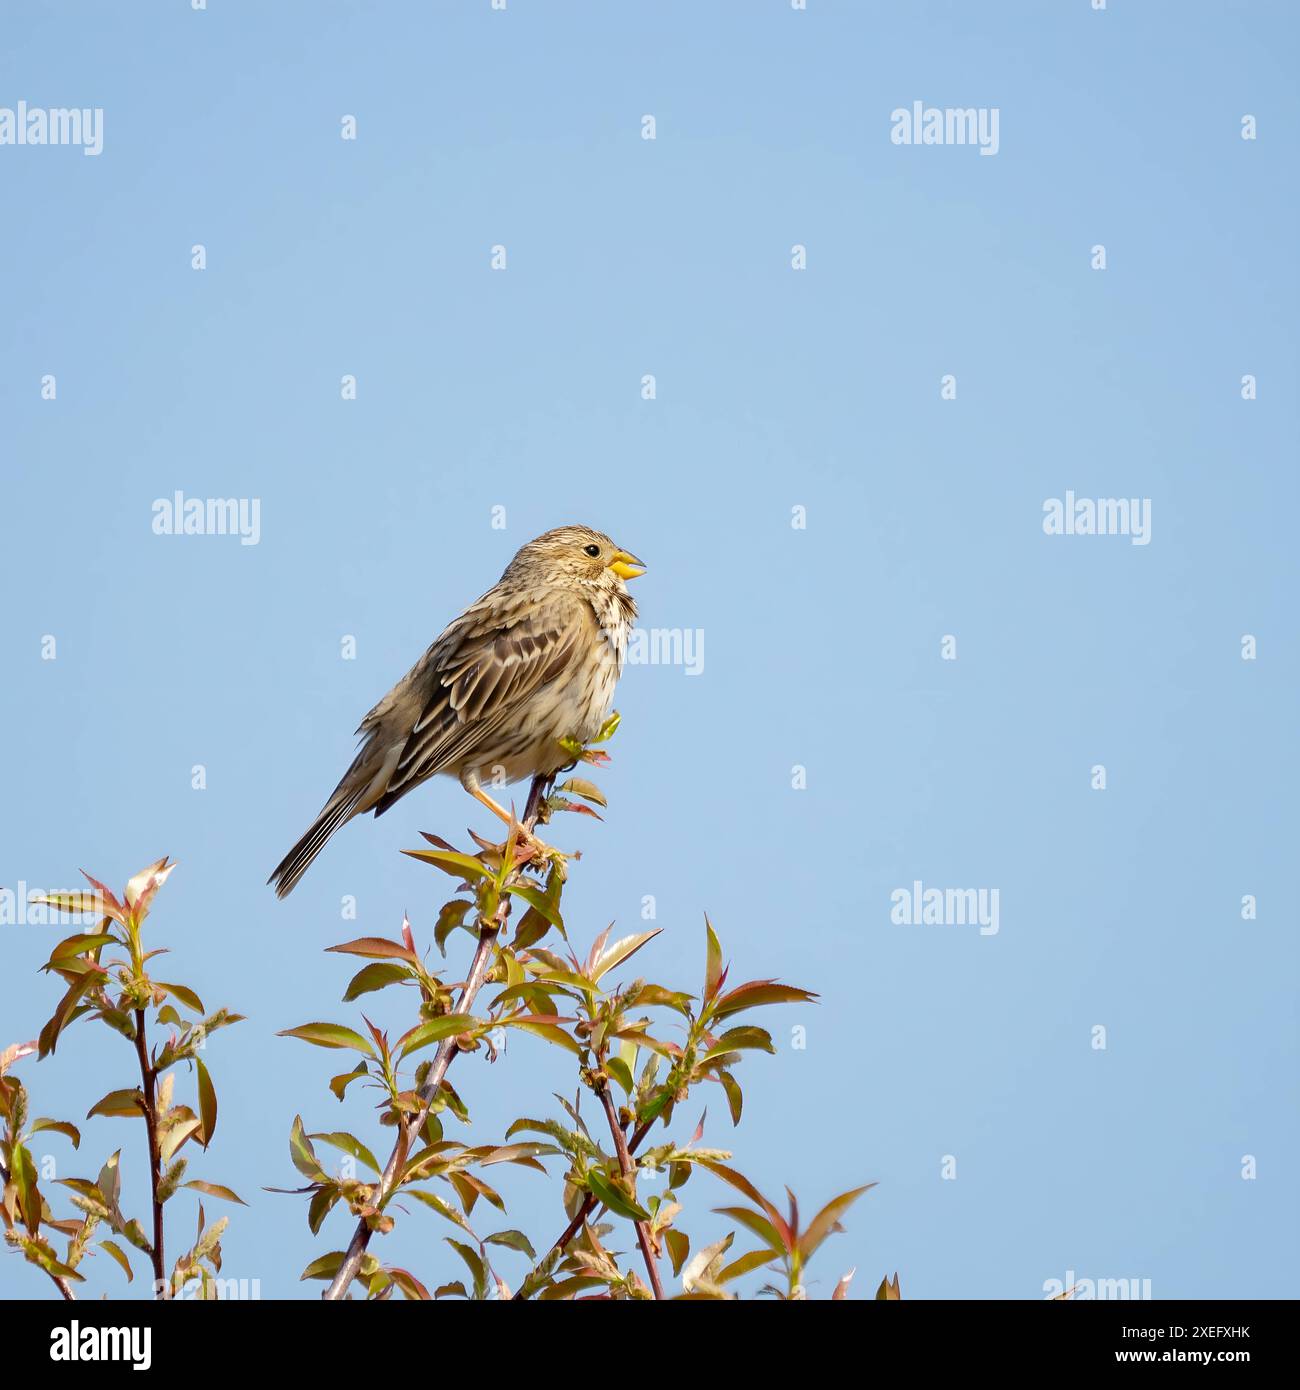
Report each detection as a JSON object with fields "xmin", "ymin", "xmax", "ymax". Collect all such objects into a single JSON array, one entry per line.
[{"xmin": 368, "ymin": 588, "xmax": 591, "ymax": 814}]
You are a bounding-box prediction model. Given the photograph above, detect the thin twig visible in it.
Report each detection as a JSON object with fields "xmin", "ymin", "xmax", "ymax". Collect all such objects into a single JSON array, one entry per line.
[
  {"xmin": 48, "ymin": 1271, "xmax": 76, "ymax": 1301},
  {"xmin": 597, "ymin": 1084, "xmax": 664, "ymax": 1299},
  {"xmin": 132, "ymin": 1007, "xmax": 166, "ymax": 1298},
  {"xmin": 323, "ymin": 774, "xmax": 552, "ymax": 1301}
]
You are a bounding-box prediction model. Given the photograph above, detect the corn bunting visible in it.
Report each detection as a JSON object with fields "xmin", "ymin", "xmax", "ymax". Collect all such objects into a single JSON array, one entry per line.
[{"xmin": 269, "ymin": 525, "xmax": 645, "ymax": 897}]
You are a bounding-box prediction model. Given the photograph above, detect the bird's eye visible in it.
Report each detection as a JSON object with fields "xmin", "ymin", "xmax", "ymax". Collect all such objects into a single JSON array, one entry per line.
[{"xmin": 583, "ymin": 544, "xmax": 601, "ymax": 557}]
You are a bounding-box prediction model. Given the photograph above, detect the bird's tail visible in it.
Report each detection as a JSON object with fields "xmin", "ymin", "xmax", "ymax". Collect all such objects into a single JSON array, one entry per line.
[{"xmin": 268, "ymin": 785, "xmax": 365, "ymax": 898}]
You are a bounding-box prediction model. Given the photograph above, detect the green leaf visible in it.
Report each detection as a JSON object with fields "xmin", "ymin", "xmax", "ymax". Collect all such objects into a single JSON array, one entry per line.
[
  {"xmin": 122, "ymin": 1218, "xmax": 151, "ymax": 1253},
  {"xmin": 511, "ymin": 906, "xmax": 552, "ymax": 953},
  {"xmin": 11, "ymin": 1143, "xmax": 41, "ymax": 1234},
  {"xmin": 479, "ymin": 1141, "xmax": 557, "ymax": 1167},
  {"xmin": 326, "ymin": 936, "xmax": 418, "ymax": 963},
  {"xmin": 720, "ymin": 1071, "xmax": 743, "ymax": 1126},
  {"xmin": 402, "ymin": 849, "xmax": 492, "ymax": 882},
  {"xmin": 98, "ymin": 1239, "xmax": 133, "ymax": 1282},
  {"xmin": 307, "ymin": 1184, "xmax": 340, "ymax": 1235},
  {"xmin": 706, "ymin": 1025, "xmax": 774, "ymax": 1057},
  {"xmin": 289, "ymin": 1115, "xmax": 328, "ymax": 1182},
  {"xmin": 181, "ymin": 1180, "xmax": 248, "ymax": 1206},
  {"xmin": 38, "ymin": 966, "xmax": 106, "ymax": 1058},
  {"xmin": 604, "ymin": 1056, "xmax": 634, "ymax": 1095},
  {"xmin": 504, "ymin": 1116, "xmax": 601, "ymax": 1161},
  {"xmin": 698, "ymin": 1161, "xmax": 792, "ymax": 1249},
  {"xmin": 32, "ymin": 895, "xmax": 114, "ymax": 921},
  {"xmin": 97, "ymin": 1151, "xmax": 123, "ymax": 1209},
  {"xmin": 156, "ymin": 981, "xmax": 205, "ymax": 1014},
  {"xmin": 539, "ymin": 1273, "xmax": 607, "ymax": 1300},
  {"xmin": 310, "ymin": 1131, "xmax": 381, "ymax": 1175},
  {"xmin": 30, "ymin": 1117, "xmax": 81, "ymax": 1148},
  {"xmin": 798, "ymin": 1184, "xmax": 876, "ymax": 1262},
  {"xmin": 158, "ymin": 1117, "xmax": 201, "ymax": 1165},
  {"xmin": 637, "ymin": 1087, "xmax": 673, "ymax": 1126},
  {"xmin": 704, "ymin": 916, "xmax": 724, "ymax": 1001},
  {"xmin": 665, "ymin": 1228, "xmax": 690, "ymax": 1277},
  {"xmin": 46, "ymin": 932, "xmax": 119, "ymax": 961},
  {"xmin": 710, "ymin": 981, "xmax": 818, "ymax": 1019},
  {"xmin": 484, "ymin": 1229, "xmax": 537, "ymax": 1259},
  {"xmin": 18, "ymin": 1235, "xmax": 84, "ymax": 1282},
  {"xmin": 434, "ymin": 899, "xmax": 474, "ymax": 957},
  {"xmin": 535, "ymin": 968, "xmax": 596, "ymax": 993},
  {"xmin": 557, "ymin": 776, "xmax": 606, "ymax": 807},
  {"xmin": 86, "ymin": 1088, "xmax": 146, "ymax": 1120},
  {"xmin": 277, "ymin": 1022, "xmax": 376, "ymax": 1058},
  {"xmin": 342, "ymin": 961, "xmax": 411, "ymax": 1002},
  {"xmin": 506, "ymin": 882, "xmax": 564, "ymax": 929},
  {"xmin": 300, "ymin": 1251, "xmax": 345, "ymax": 1282},
  {"xmin": 195, "ymin": 1056, "xmax": 217, "ymax": 1148},
  {"xmin": 590, "ymin": 929, "xmax": 661, "ymax": 983},
  {"xmin": 503, "ymin": 1018, "xmax": 582, "ymax": 1056},
  {"xmin": 586, "ymin": 1168, "xmax": 652, "ymax": 1223},
  {"xmin": 717, "ymin": 1247, "xmax": 777, "ymax": 1284},
  {"xmin": 713, "ymin": 1205, "xmax": 782, "ymax": 1251},
  {"xmin": 404, "ymin": 1188, "xmax": 472, "ymax": 1233},
  {"xmin": 398, "ymin": 1013, "xmax": 482, "ymax": 1060},
  {"xmin": 628, "ymin": 983, "xmax": 695, "ymax": 1014},
  {"xmin": 388, "ymin": 1267, "xmax": 433, "ymax": 1301},
  {"xmin": 445, "ymin": 1239, "xmax": 489, "ymax": 1301},
  {"xmin": 329, "ymin": 1063, "xmax": 368, "ymax": 1102}
]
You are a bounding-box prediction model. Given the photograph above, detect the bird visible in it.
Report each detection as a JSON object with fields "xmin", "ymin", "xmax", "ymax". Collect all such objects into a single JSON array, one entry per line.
[{"xmin": 268, "ymin": 525, "xmax": 645, "ymax": 897}]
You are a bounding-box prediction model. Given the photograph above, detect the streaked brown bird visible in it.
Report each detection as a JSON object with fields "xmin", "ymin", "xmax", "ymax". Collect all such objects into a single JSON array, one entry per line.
[{"xmin": 269, "ymin": 525, "xmax": 645, "ymax": 897}]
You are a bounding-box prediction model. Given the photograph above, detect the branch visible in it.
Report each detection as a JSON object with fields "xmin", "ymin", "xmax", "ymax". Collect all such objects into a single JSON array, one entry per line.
[
  {"xmin": 132, "ymin": 1007, "xmax": 166, "ymax": 1298},
  {"xmin": 515, "ymin": 1117, "xmax": 654, "ymax": 1298},
  {"xmin": 323, "ymin": 773, "xmax": 552, "ymax": 1301},
  {"xmin": 596, "ymin": 1085, "xmax": 664, "ymax": 1299}
]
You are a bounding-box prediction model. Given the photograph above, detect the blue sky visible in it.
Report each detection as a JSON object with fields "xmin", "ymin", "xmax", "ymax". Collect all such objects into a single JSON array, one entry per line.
[{"xmin": 1, "ymin": 1, "xmax": 1296, "ymax": 1300}]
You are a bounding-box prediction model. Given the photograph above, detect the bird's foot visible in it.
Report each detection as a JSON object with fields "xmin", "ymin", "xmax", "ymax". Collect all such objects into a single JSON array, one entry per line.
[
  {"xmin": 510, "ymin": 825, "xmax": 565, "ymax": 872},
  {"xmin": 468, "ymin": 821, "xmax": 563, "ymax": 872}
]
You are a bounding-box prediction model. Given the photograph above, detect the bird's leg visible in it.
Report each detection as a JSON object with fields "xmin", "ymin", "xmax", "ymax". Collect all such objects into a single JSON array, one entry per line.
[
  {"xmin": 466, "ymin": 782, "xmax": 516, "ymax": 828},
  {"xmin": 465, "ymin": 779, "xmax": 554, "ymax": 865}
]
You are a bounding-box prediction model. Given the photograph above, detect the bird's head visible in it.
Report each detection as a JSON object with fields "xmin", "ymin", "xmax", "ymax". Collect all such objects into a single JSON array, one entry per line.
[{"xmin": 506, "ymin": 525, "xmax": 646, "ymax": 593}]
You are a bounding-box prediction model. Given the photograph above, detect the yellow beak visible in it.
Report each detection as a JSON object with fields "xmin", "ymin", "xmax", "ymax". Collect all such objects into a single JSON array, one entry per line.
[{"xmin": 609, "ymin": 549, "xmax": 646, "ymax": 582}]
